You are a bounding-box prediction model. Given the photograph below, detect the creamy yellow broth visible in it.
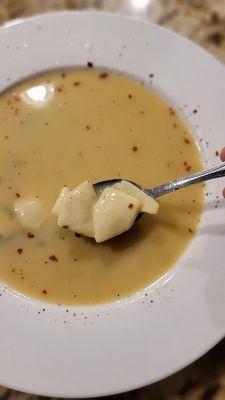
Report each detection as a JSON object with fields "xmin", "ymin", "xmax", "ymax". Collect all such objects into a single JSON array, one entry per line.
[{"xmin": 0, "ymin": 69, "xmax": 203, "ymax": 305}]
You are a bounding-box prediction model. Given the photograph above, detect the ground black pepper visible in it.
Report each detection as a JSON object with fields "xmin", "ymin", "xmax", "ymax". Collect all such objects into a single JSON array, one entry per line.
[
  {"xmin": 75, "ymin": 233, "xmax": 81, "ymax": 238},
  {"xmin": 27, "ymin": 232, "xmax": 34, "ymax": 238}
]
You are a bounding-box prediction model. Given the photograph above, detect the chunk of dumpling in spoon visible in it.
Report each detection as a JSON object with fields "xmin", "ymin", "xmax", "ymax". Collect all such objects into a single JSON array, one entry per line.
[
  {"xmin": 52, "ymin": 181, "xmax": 97, "ymax": 237},
  {"xmin": 52, "ymin": 186, "xmax": 70, "ymax": 216},
  {"xmin": 112, "ymin": 180, "xmax": 159, "ymax": 214},
  {"xmin": 52, "ymin": 180, "xmax": 159, "ymax": 243},
  {"xmin": 93, "ymin": 187, "xmax": 142, "ymax": 243}
]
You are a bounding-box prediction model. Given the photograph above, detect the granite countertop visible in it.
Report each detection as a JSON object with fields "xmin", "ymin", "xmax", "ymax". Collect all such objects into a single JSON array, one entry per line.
[{"xmin": 0, "ymin": 1, "xmax": 224, "ymax": 399}]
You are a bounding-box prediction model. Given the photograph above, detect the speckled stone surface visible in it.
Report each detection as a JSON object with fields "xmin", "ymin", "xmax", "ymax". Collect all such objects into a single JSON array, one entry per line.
[{"xmin": 0, "ymin": 1, "xmax": 224, "ymax": 399}]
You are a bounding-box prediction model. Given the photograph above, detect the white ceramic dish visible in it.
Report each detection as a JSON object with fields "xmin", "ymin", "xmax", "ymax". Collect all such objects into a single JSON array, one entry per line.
[{"xmin": 0, "ymin": 11, "xmax": 224, "ymax": 398}]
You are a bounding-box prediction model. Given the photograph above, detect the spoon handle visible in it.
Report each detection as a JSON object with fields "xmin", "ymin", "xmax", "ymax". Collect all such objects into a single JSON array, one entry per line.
[{"xmin": 148, "ymin": 162, "xmax": 225, "ymax": 198}]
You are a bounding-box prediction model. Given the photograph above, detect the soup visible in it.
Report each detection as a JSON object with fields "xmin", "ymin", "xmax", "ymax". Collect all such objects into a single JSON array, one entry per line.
[{"xmin": 0, "ymin": 69, "xmax": 203, "ymax": 305}]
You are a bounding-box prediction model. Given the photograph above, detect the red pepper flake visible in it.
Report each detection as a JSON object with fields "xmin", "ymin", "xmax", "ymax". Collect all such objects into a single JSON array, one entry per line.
[
  {"xmin": 99, "ymin": 72, "xmax": 108, "ymax": 79},
  {"xmin": 62, "ymin": 225, "xmax": 69, "ymax": 229},
  {"xmin": 87, "ymin": 61, "xmax": 94, "ymax": 68},
  {"xmin": 11, "ymin": 268, "xmax": 16, "ymax": 273},
  {"xmin": 73, "ymin": 81, "xmax": 80, "ymax": 86},
  {"xmin": 128, "ymin": 94, "xmax": 133, "ymax": 99},
  {"xmin": 17, "ymin": 248, "xmax": 23, "ymax": 254},
  {"xmin": 27, "ymin": 232, "xmax": 34, "ymax": 238},
  {"xmin": 184, "ymin": 161, "xmax": 187, "ymax": 167},
  {"xmin": 188, "ymin": 227, "xmax": 194, "ymax": 233},
  {"xmin": 215, "ymin": 150, "xmax": 219, "ymax": 156},
  {"xmin": 86, "ymin": 125, "xmax": 90, "ymax": 130},
  {"xmin": 61, "ymin": 72, "xmax": 67, "ymax": 78},
  {"xmin": 193, "ymin": 109, "xmax": 198, "ymax": 114},
  {"xmin": 4, "ymin": 135, "xmax": 9, "ymax": 139},
  {"xmin": 186, "ymin": 166, "xmax": 191, "ymax": 172},
  {"xmin": 184, "ymin": 138, "xmax": 191, "ymax": 144},
  {"xmin": 75, "ymin": 232, "xmax": 81, "ymax": 238},
  {"xmin": 49, "ymin": 255, "xmax": 58, "ymax": 262},
  {"xmin": 211, "ymin": 11, "xmax": 219, "ymax": 24},
  {"xmin": 15, "ymin": 192, "xmax": 20, "ymax": 198},
  {"xmin": 42, "ymin": 289, "xmax": 48, "ymax": 295},
  {"xmin": 14, "ymin": 108, "xmax": 19, "ymax": 115},
  {"xmin": 14, "ymin": 95, "xmax": 20, "ymax": 102},
  {"xmin": 169, "ymin": 107, "xmax": 175, "ymax": 115},
  {"xmin": 128, "ymin": 203, "xmax": 133, "ymax": 209},
  {"xmin": 132, "ymin": 146, "xmax": 138, "ymax": 152},
  {"xmin": 57, "ymin": 85, "xmax": 63, "ymax": 92},
  {"xmin": 208, "ymin": 31, "xmax": 223, "ymax": 46}
]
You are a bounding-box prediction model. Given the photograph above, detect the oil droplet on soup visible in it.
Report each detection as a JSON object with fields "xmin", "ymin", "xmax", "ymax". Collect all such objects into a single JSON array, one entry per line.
[{"xmin": 0, "ymin": 69, "xmax": 203, "ymax": 305}]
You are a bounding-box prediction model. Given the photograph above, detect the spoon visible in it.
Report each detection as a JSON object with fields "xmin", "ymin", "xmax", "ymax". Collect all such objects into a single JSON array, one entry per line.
[{"xmin": 94, "ymin": 162, "xmax": 225, "ymax": 198}]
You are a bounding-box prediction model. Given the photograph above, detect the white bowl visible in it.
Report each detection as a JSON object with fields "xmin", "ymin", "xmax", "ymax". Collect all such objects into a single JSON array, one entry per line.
[{"xmin": 0, "ymin": 11, "xmax": 224, "ymax": 398}]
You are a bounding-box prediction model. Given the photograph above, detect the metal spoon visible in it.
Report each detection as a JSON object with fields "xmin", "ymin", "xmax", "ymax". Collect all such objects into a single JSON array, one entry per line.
[{"xmin": 93, "ymin": 162, "xmax": 225, "ymax": 198}]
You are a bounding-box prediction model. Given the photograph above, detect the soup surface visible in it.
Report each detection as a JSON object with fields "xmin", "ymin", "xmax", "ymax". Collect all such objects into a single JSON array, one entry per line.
[{"xmin": 0, "ymin": 69, "xmax": 203, "ymax": 305}]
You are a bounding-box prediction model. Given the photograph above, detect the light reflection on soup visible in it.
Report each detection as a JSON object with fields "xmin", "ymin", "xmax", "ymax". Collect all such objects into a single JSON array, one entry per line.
[{"xmin": 0, "ymin": 69, "xmax": 203, "ymax": 305}]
